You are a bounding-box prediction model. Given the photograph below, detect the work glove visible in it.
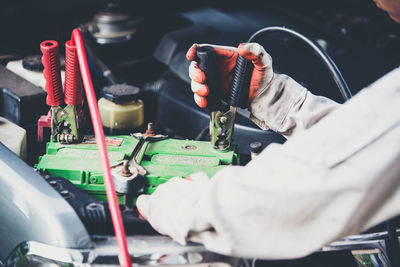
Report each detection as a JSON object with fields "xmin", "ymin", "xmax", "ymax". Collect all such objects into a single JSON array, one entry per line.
[
  {"xmin": 186, "ymin": 43, "xmax": 273, "ymax": 108},
  {"xmin": 188, "ymin": 43, "xmax": 338, "ymax": 138},
  {"xmin": 136, "ymin": 173, "xmax": 213, "ymax": 244}
]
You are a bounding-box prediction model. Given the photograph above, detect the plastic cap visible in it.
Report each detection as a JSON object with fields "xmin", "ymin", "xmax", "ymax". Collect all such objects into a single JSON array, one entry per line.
[
  {"xmin": 22, "ymin": 55, "xmax": 44, "ymax": 72},
  {"xmin": 101, "ymin": 83, "xmax": 140, "ymax": 103},
  {"xmin": 249, "ymin": 141, "xmax": 263, "ymax": 153}
]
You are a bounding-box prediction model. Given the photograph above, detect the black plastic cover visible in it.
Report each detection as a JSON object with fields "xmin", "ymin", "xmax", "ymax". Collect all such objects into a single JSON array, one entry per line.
[
  {"xmin": 43, "ymin": 174, "xmax": 156, "ymax": 235},
  {"xmin": 153, "ymin": 25, "xmax": 219, "ymax": 84},
  {"xmin": 0, "ymin": 65, "xmax": 47, "ymax": 126}
]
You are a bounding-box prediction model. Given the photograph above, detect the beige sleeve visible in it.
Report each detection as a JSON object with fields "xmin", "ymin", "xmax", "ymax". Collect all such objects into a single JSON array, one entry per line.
[
  {"xmin": 186, "ymin": 68, "xmax": 400, "ymax": 259},
  {"xmin": 137, "ymin": 68, "xmax": 400, "ymax": 260},
  {"xmin": 249, "ymin": 74, "xmax": 339, "ymax": 138}
]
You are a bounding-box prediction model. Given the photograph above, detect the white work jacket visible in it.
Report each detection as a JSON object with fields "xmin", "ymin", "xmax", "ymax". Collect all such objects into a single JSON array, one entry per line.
[{"xmin": 137, "ymin": 67, "xmax": 400, "ymax": 260}]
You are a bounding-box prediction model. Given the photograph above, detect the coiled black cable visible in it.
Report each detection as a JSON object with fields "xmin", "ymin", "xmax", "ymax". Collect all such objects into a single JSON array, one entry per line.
[{"xmin": 247, "ymin": 26, "xmax": 352, "ymax": 101}]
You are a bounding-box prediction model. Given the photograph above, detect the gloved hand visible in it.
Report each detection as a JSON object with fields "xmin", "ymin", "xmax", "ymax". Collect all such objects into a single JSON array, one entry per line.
[
  {"xmin": 187, "ymin": 43, "xmax": 339, "ymax": 138},
  {"xmin": 186, "ymin": 43, "xmax": 274, "ymax": 108},
  {"xmin": 136, "ymin": 173, "xmax": 213, "ymax": 244}
]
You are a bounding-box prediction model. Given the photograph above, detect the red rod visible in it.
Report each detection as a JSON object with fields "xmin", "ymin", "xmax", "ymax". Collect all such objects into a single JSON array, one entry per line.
[{"xmin": 71, "ymin": 28, "xmax": 131, "ymax": 267}]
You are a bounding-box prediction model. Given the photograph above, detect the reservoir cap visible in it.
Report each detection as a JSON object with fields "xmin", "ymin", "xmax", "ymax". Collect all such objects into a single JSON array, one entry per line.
[
  {"xmin": 101, "ymin": 83, "xmax": 140, "ymax": 103},
  {"xmin": 22, "ymin": 55, "xmax": 44, "ymax": 72}
]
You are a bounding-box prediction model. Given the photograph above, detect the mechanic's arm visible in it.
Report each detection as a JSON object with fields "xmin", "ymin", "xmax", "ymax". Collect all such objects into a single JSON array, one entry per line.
[
  {"xmin": 187, "ymin": 43, "xmax": 338, "ymax": 138},
  {"xmin": 249, "ymin": 74, "xmax": 338, "ymax": 137},
  {"xmin": 137, "ymin": 67, "xmax": 400, "ymax": 259}
]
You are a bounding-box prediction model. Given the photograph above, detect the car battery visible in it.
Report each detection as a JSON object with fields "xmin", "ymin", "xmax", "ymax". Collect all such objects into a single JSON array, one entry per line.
[{"xmin": 35, "ymin": 135, "xmax": 239, "ymax": 204}]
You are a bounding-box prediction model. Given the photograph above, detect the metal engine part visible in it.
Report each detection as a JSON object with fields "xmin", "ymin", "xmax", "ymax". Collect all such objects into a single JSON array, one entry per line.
[
  {"xmin": 87, "ymin": 10, "xmax": 139, "ymax": 44},
  {"xmin": 5, "ymin": 236, "xmax": 239, "ymax": 267}
]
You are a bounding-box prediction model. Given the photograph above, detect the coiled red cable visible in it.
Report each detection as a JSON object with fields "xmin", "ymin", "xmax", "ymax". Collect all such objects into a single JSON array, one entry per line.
[{"xmin": 71, "ymin": 29, "xmax": 131, "ymax": 267}]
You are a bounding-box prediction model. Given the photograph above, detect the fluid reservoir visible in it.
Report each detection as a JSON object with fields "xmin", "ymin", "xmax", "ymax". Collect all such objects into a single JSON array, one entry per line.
[
  {"xmin": 6, "ymin": 55, "xmax": 65, "ymax": 90},
  {"xmin": 98, "ymin": 83, "xmax": 144, "ymax": 135}
]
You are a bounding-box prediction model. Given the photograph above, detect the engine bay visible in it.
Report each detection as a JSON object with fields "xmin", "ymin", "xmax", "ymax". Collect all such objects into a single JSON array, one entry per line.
[{"xmin": 0, "ymin": 0, "xmax": 399, "ymax": 266}]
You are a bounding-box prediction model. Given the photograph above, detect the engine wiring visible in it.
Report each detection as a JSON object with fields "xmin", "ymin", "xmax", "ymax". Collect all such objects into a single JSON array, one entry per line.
[{"xmin": 248, "ymin": 26, "xmax": 352, "ymax": 101}]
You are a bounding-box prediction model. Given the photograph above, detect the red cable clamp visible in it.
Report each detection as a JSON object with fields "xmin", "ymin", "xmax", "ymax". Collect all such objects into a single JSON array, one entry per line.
[
  {"xmin": 64, "ymin": 40, "xmax": 83, "ymax": 106},
  {"xmin": 40, "ymin": 40, "xmax": 63, "ymax": 107}
]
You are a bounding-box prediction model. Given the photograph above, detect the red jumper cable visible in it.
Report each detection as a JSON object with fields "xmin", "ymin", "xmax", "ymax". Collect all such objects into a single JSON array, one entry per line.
[{"xmin": 70, "ymin": 28, "xmax": 131, "ymax": 267}]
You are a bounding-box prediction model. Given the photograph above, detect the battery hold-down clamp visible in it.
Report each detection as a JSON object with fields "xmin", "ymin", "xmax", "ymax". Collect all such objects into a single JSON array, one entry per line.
[{"xmin": 110, "ymin": 123, "xmax": 168, "ymax": 204}]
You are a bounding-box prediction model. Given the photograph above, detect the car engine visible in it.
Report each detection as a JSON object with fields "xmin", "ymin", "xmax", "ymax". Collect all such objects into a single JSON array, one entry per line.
[{"xmin": 0, "ymin": 0, "xmax": 399, "ymax": 266}]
